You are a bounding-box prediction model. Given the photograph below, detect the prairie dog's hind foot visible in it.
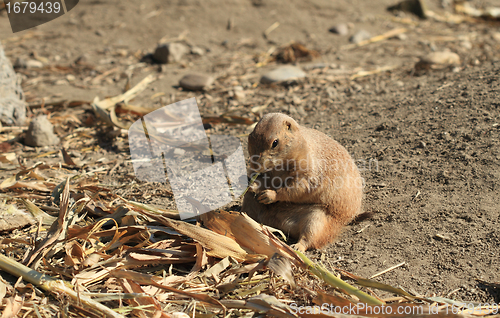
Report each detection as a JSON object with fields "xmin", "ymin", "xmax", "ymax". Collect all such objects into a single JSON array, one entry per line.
[{"xmin": 290, "ymin": 242, "xmax": 307, "ymax": 253}]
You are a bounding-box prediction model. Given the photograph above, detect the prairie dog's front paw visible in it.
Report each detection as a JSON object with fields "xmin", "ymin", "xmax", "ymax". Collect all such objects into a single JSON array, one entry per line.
[
  {"xmin": 257, "ymin": 189, "xmax": 277, "ymax": 204},
  {"xmin": 249, "ymin": 181, "xmax": 261, "ymax": 193}
]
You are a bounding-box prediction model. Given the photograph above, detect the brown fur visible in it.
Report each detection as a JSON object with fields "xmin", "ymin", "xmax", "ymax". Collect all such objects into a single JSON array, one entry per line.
[{"xmin": 242, "ymin": 113, "xmax": 363, "ymax": 251}]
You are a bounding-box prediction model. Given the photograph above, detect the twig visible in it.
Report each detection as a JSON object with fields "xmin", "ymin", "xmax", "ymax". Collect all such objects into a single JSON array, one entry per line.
[
  {"xmin": 263, "ymin": 22, "xmax": 280, "ymax": 39},
  {"xmin": 342, "ymin": 28, "xmax": 407, "ymax": 50},
  {"xmin": 370, "ymin": 262, "xmax": 406, "ymax": 279},
  {"xmin": 350, "ymin": 65, "xmax": 400, "ymax": 80}
]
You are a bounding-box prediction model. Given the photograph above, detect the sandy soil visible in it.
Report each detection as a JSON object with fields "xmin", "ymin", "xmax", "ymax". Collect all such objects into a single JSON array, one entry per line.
[{"xmin": 1, "ymin": 0, "xmax": 499, "ymax": 304}]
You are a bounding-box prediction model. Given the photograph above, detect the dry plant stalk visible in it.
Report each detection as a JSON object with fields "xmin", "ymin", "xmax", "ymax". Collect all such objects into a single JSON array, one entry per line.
[
  {"xmin": 295, "ymin": 250, "xmax": 385, "ymax": 306},
  {"xmin": 0, "ymin": 254, "xmax": 124, "ymax": 318}
]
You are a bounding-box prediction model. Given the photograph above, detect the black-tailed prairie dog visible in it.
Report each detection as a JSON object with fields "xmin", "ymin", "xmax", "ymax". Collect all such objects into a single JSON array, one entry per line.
[{"xmin": 241, "ymin": 113, "xmax": 364, "ymax": 252}]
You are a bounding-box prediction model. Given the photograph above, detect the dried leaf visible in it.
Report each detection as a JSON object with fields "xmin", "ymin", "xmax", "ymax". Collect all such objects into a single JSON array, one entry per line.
[
  {"xmin": 1, "ymin": 295, "xmax": 23, "ymax": 318},
  {"xmin": 61, "ymin": 147, "xmax": 77, "ymax": 166},
  {"xmin": 111, "ymin": 269, "xmax": 226, "ymax": 311},
  {"xmin": 119, "ymin": 279, "xmax": 166, "ymax": 318},
  {"xmin": 0, "ymin": 202, "xmax": 35, "ymax": 231},
  {"xmin": 0, "ymin": 280, "xmax": 7, "ymax": 305},
  {"xmin": 19, "ymin": 198, "xmax": 57, "ymax": 225},
  {"xmin": 138, "ymin": 209, "xmax": 262, "ymax": 262},
  {"xmin": 200, "ymin": 211, "xmax": 289, "ymax": 260},
  {"xmin": 24, "ymin": 178, "xmax": 71, "ymax": 266},
  {"xmin": 0, "ymin": 153, "xmax": 16, "ymax": 164}
]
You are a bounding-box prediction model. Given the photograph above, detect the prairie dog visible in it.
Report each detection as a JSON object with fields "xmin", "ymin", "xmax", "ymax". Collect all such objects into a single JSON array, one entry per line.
[{"xmin": 241, "ymin": 113, "xmax": 363, "ymax": 251}]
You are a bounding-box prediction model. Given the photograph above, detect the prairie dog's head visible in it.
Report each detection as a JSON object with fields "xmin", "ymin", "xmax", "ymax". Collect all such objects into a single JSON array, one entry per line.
[{"xmin": 248, "ymin": 113, "xmax": 305, "ymax": 173}]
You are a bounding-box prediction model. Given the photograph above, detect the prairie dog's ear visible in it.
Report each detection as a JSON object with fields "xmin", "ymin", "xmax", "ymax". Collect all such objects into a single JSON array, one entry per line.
[{"xmin": 285, "ymin": 121, "xmax": 292, "ymax": 130}]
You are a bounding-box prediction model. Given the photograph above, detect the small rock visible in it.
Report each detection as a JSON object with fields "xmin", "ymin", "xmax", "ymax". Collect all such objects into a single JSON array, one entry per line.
[
  {"xmin": 75, "ymin": 54, "xmax": 89, "ymax": 65},
  {"xmin": 415, "ymin": 51, "xmax": 460, "ymax": 70},
  {"xmin": 153, "ymin": 42, "xmax": 188, "ymax": 64},
  {"xmin": 0, "ymin": 42, "xmax": 26, "ymax": 126},
  {"xmin": 24, "ymin": 116, "xmax": 60, "ymax": 147},
  {"xmin": 491, "ymin": 32, "xmax": 500, "ymax": 42},
  {"xmin": 251, "ymin": 0, "xmax": 264, "ymax": 6},
  {"xmin": 418, "ymin": 141, "xmax": 426, "ymax": 148},
  {"xmin": 388, "ymin": 0, "xmax": 428, "ymax": 19},
  {"xmin": 260, "ymin": 65, "xmax": 306, "ymax": 84},
  {"xmin": 397, "ymin": 33, "xmax": 408, "ymax": 41},
  {"xmin": 440, "ymin": 132, "xmax": 452, "ymax": 141},
  {"xmin": 190, "ymin": 46, "xmax": 205, "ymax": 56},
  {"xmin": 233, "ymin": 86, "xmax": 246, "ymax": 101},
  {"xmin": 14, "ymin": 58, "xmax": 43, "ymax": 69},
  {"xmin": 329, "ymin": 23, "xmax": 349, "ymax": 36},
  {"xmin": 349, "ymin": 30, "xmax": 371, "ymax": 44},
  {"xmin": 171, "ymin": 313, "xmax": 190, "ymax": 318},
  {"xmin": 460, "ymin": 40, "xmax": 472, "ymax": 50},
  {"xmin": 54, "ymin": 79, "xmax": 68, "ymax": 85},
  {"xmin": 434, "ymin": 233, "xmax": 451, "ymax": 241},
  {"xmin": 179, "ymin": 73, "xmax": 214, "ymax": 91}
]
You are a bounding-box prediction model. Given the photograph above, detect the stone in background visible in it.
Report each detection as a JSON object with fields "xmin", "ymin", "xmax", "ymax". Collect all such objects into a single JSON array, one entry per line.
[{"xmin": 0, "ymin": 42, "xmax": 26, "ymax": 126}]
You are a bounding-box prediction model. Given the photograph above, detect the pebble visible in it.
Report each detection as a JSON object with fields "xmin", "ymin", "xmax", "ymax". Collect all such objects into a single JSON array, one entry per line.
[
  {"xmin": 24, "ymin": 116, "xmax": 60, "ymax": 147},
  {"xmin": 0, "ymin": 42, "xmax": 26, "ymax": 126},
  {"xmin": 492, "ymin": 32, "xmax": 500, "ymax": 42},
  {"xmin": 329, "ymin": 23, "xmax": 349, "ymax": 36},
  {"xmin": 387, "ymin": 0, "xmax": 427, "ymax": 19},
  {"xmin": 14, "ymin": 58, "xmax": 43, "ymax": 68},
  {"xmin": 460, "ymin": 40, "xmax": 472, "ymax": 50},
  {"xmin": 153, "ymin": 42, "xmax": 188, "ymax": 64},
  {"xmin": 440, "ymin": 132, "xmax": 452, "ymax": 141},
  {"xmin": 233, "ymin": 86, "xmax": 246, "ymax": 101},
  {"xmin": 349, "ymin": 30, "xmax": 371, "ymax": 44},
  {"xmin": 397, "ymin": 33, "xmax": 408, "ymax": 41},
  {"xmin": 434, "ymin": 233, "xmax": 451, "ymax": 241},
  {"xmin": 75, "ymin": 54, "xmax": 90, "ymax": 65},
  {"xmin": 190, "ymin": 46, "xmax": 205, "ymax": 56},
  {"xmin": 171, "ymin": 313, "xmax": 190, "ymax": 318},
  {"xmin": 260, "ymin": 65, "xmax": 306, "ymax": 84},
  {"xmin": 179, "ymin": 73, "xmax": 214, "ymax": 91},
  {"xmin": 416, "ymin": 51, "xmax": 460, "ymax": 70}
]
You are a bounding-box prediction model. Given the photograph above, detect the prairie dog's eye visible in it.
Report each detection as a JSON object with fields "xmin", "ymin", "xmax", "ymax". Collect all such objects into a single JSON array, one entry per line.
[{"xmin": 272, "ymin": 139, "xmax": 279, "ymax": 149}]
